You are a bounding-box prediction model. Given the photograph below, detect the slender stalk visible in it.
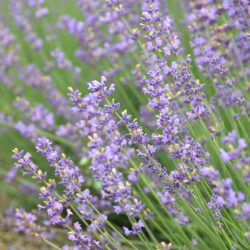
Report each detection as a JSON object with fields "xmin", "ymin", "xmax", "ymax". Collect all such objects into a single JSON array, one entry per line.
[{"xmin": 43, "ymin": 239, "xmax": 61, "ymax": 250}]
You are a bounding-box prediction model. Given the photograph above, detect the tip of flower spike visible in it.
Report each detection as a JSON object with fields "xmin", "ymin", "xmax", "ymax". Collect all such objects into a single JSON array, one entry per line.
[
  {"xmin": 114, "ymin": 5, "xmax": 122, "ymax": 12},
  {"xmin": 88, "ymin": 133, "xmax": 98, "ymax": 141},
  {"xmin": 41, "ymin": 236, "xmax": 46, "ymax": 241},
  {"xmin": 122, "ymin": 109, "xmax": 128, "ymax": 115},
  {"xmin": 125, "ymin": 181, "xmax": 131, "ymax": 187},
  {"xmin": 68, "ymin": 86, "xmax": 74, "ymax": 92},
  {"xmin": 12, "ymin": 148, "xmax": 19, "ymax": 154},
  {"xmin": 156, "ymin": 242, "xmax": 172, "ymax": 250},
  {"xmin": 101, "ymin": 75, "xmax": 107, "ymax": 82},
  {"xmin": 132, "ymin": 28, "xmax": 138, "ymax": 34},
  {"xmin": 33, "ymin": 232, "xmax": 39, "ymax": 238}
]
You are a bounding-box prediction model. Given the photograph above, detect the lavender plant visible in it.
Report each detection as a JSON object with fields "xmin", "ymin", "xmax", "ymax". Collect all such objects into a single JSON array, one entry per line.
[{"xmin": 0, "ymin": 0, "xmax": 250, "ymax": 249}]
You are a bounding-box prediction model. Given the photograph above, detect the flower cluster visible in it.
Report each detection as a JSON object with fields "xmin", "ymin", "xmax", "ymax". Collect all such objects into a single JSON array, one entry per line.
[
  {"xmin": 13, "ymin": 208, "xmax": 47, "ymax": 239},
  {"xmin": 12, "ymin": 141, "xmax": 109, "ymax": 248},
  {"xmin": 185, "ymin": 0, "xmax": 249, "ymax": 113},
  {"xmin": 51, "ymin": 48, "xmax": 81, "ymax": 76},
  {"xmin": 14, "ymin": 97, "xmax": 55, "ymax": 130},
  {"xmin": 68, "ymin": 77, "xmax": 145, "ymax": 219},
  {"xmin": 140, "ymin": 0, "xmax": 209, "ymax": 120},
  {"xmin": 220, "ymin": 130, "xmax": 250, "ymax": 183},
  {"xmin": 9, "ymin": 0, "xmax": 45, "ymax": 51}
]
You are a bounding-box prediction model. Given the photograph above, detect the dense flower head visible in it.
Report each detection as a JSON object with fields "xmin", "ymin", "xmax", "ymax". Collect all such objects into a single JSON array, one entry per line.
[
  {"xmin": 0, "ymin": 21, "xmax": 19, "ymax": 83},
  {"xmin": 123, "ymin": 219, "xmax": 144, "ymax": 236},
  {"xmin": 68, "ymin": 77, "xmax": 146, "ymax": 219},
  {"xmin": 12, "ymin": 148, "xmax": 46, "ymax": 181},
  {"xmin": 19, "ymin": 64, "xmax": 74, "ymax": 121},
  {"xmin": 35, "ymin": 137, "xmax": 84, "ymax": 196},
  {"xmin": 220, "ymin": 130, "xmax": 250, "ymax": 184},
  {"xmin": 185, "ymin": 0, "xmax": 249, "ymax": 115},
  {"xmin": 13, "ymin": 208, "xmax": 46, "ymax": 238},
  {"xmin": 213, "ymin": 178, "xmax": 245, "ymax": 208},
  {"xmin": 14, "ymin": 97, "xmax": 55, "ymax": 130},
  {"xmin": 9, "ymin": 0, "xmax": 44, "ymax": 51},
  {"xmin": 51, "ymin": 48, "xmax": 81, "ymax": 76}
]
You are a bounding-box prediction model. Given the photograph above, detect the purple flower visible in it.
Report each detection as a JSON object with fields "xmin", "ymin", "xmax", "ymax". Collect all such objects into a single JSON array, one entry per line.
[
  {"xmin": 239, "ymin": 203, "xmax": 250, "ymax": 221},
  {"xmin": 68, "ymin": 78, "xmax": 145, "ymax": 218},
  {"xmin": 123, "ymin": 219, "xmax": 144, "ymax": 236},
  {"xmin": 12, "ymin": 148, "xmax": 47, "ymax": 181},
  {"xmin": 210, "ymin": 178, "xmax": 245, "ymax": 215},
  {"xmin": 220, "ymin": 131, "xmax": 250, "ymax": 183},
  {"xmin": 36, "ymin": 137, "xmax": 84, "ymax": 196},
  {"xmin": 13, "ymin": 209, "xmax": 42, "ymax": 236},
  {"xmin": 15, "ymin": 121, "xmax": 36, "ymax": 139}
]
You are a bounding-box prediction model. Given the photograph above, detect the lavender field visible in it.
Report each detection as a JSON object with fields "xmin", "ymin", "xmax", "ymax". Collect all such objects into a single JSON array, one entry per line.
[{"xmin": 0, "ymin": 0, "xmax": 250, "ymax": 249}]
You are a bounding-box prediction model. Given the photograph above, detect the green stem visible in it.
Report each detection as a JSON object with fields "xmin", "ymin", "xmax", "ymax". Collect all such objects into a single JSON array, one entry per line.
[{"xmin": 43, "ymin": 239, "xmax": 61, "ymax": 250}]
